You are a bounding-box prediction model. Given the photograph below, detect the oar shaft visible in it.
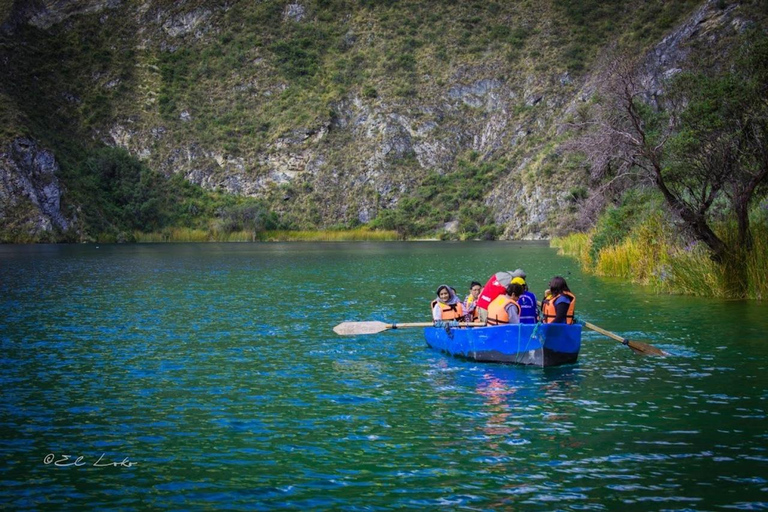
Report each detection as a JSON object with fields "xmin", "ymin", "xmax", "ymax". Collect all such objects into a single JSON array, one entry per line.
[
  {"xmin": 534, "ymin": 301, "xmax": 665, "ymax": 356},
  {"xmin": 333, "ymin": 320, "xmax": 486, "ymax": 335},
  {"xmin": 394, "ymin": 322, "xmax": 485, "ymax": 329},
  {"xmin": 583, "ymin": 321, "xmax": 666, "ymax": 356},
  {"xmin": 389, "ymin": 322, "xmax": 436, "ymax": 329},
  {"xmin": 583, "ymin": 321, "xmax": 628, "ymax": 344}
]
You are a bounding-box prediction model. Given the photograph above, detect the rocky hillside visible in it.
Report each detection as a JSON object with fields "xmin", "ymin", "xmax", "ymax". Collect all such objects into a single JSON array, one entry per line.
[{"xmin": 1, "ymin": 0, "xmax": 765, "ymax": 242}]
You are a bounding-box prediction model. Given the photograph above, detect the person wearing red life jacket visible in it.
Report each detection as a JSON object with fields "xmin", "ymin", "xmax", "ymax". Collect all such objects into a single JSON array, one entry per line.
[
  {"xmin": 475, "ymin": 271, "xmax": 513, "ymax": 323},
  {"xmin": 476, "ymin": 269, "xmax": 527, "ymax": 323},
  {"xmin": 431, "ymin": 285, "xmax": 464, "ymax": 322},
  {"xmin": 541, "ymin": 276, "xmax": 576, "ymax": 324},
  {"xmin": 486, "ymin": 282, "xmax": 524, "ymax": 325}
]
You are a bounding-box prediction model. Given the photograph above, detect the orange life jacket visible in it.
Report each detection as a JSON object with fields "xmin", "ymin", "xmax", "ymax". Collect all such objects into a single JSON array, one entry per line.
[
  {"xmin": 541, "ymin": 291, "xmax": 576, "ymax": 324},
  {"xmin": 486, "ymin": 295, "xmax": 521, "ymax": 325},
  {"xmin": 432, "ymin": 300, "xmax": 464, "ymax": 321}
]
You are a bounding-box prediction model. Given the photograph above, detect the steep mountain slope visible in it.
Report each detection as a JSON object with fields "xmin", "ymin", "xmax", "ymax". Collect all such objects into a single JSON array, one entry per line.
[{"xmin": 1, "ymin": 0, "xmax": 764, "ymax": 241}]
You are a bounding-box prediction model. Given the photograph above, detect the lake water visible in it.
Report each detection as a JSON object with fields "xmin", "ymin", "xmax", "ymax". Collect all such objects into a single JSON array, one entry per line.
[{"xmin": 1, "ymin": 242, "xmax": 766, "ymax": 510}]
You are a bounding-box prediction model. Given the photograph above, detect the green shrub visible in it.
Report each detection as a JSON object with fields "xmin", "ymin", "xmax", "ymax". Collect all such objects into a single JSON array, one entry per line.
[
  {"xmin": 215, "ymin": 202, "xmax": 280, "ymax": 233},
  {"xmin": 567, "ymin": 186, "xmax": 588, "ymax": 203},
  {"xmin": 589, "ymin": 190, "xmax": 657, "ymax": 260},
  {"xmin": 269, "ymin": 38, "xmax": 321, "ymax": 80},
  {"xmin": 369, "ymin": 159, "xmax": 504, "ymax": 238},
  {"xmin": 362, "ymin": 85, "xmax": 378, "ymax": 98},
  {"xmin": 60, "ymin": 146, "xmax": 283, "ymax": 241}
]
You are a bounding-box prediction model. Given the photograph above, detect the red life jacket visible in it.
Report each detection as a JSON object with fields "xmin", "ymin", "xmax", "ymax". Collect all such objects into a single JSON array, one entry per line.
[
  {"xmin": 542, "ymin": 291, "xmax": 576, "ymax": 324},
  {"xmin": 486, "ymin": 295, "xmax": 521, "ymax": 325},
  {"xmin": 476, "ymin": 274, "xmax": 509, "ymax": 310}
]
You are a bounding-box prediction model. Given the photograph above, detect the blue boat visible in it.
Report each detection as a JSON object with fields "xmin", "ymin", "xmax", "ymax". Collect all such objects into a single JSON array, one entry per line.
[{"xmin": 424, "ymin": 323, "xmax": 582, "ymax": 367}]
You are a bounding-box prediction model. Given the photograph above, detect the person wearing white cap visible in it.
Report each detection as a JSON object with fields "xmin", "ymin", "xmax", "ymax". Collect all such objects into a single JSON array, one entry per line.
[{"xmin": 475, "ymin": 270, "xmax": 516, "ymax": 323}]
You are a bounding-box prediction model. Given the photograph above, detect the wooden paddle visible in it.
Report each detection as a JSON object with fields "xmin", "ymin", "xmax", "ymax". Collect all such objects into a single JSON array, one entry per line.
[
  {"xmin": 535, "ymin": 300, "xmax": 665, "ymax": 356},
  {"xmin": 333, "ymin": 321, "xmax": 484, "ymax": 336},
  {"xmin": 582, "ymin": 321, "xmax": 667, "ymax": 356}
]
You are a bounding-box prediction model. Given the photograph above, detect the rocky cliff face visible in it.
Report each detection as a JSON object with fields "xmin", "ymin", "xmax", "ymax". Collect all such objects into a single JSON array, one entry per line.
[
  {"xmin": 0, "ymin": 0, "xmax": 761, "ymax": 241},
  {"xmin": 0, "ymin": 138, "xmax": 74, "ymax": 241}
]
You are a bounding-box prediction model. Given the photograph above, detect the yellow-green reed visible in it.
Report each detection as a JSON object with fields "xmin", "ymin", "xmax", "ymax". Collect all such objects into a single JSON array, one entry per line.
[
  {"xmin": 595, "ymin": 212, "xmax": 672, "ymax": 284},
  {"xmin": 255, "ymin": 228, "xmax": 399, "ymax": 241},
  {"xmin": 746, "ymin": 223, "xmax": 768, "ymax": 300},
  {"xmin": 552, "ymin": 215, "xmax": 768, "ymax": 300},
  {"xmin": 134, "ymin": 227, "xmax": 400, "ymax": 243},
  {"xmin": 551, "ymin": 232, "xmax": 593, "ymax": 271}
]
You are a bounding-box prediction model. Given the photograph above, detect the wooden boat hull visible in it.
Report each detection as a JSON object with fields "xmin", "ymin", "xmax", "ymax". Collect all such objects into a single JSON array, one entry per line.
[{"xmin": 424, "ymin": 323, "xmax": 582, "ymax": 367}]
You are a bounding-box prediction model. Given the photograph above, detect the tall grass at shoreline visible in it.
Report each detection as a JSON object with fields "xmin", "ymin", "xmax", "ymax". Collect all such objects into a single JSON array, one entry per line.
[
  {"xmin": 553, "ymin": 217, "xmax": 768, "ymax": 300},
  {"xmin": 747, "ymin": 224, "xmax": 768, "ymax": 300},
  {"xmin": 256, "ymin": 229, "xmax": 400, "ymax": 241},
  {"xmin": 595, "ymin": 213, "xmax": 672, "ymax": 285},
  {"xmin": 661, "ymin": 243, "xmax": 727, "ymax": 297},
  {"xmin": 550, "ymin": 233, "xmax": 592, "ymax": 271},
  {"xmin": 134, "ymin": 227, "xmax": 400, "ymax": 243}
]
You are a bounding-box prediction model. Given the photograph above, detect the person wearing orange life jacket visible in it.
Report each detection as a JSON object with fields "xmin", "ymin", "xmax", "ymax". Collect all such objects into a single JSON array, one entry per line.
[
  {"xmin": 430, "ymin": 285, "xmax": 456, "ymax": 313},
  {"xmin": 432, "ymin": 285, "xmax": 464, "ymax": 322},
  {"xmin": 486, "ymin": 282, "xmax": 524, "ymax": 326},
  {"xmin": 541, "ymin": 276, "xmax": 576, "ymax": 324}
]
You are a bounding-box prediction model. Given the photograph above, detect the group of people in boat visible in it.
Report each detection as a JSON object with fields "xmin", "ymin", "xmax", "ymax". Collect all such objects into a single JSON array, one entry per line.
[{"xmin": 431, "ymin": 269, "xmax": 576, "ymax": 326}]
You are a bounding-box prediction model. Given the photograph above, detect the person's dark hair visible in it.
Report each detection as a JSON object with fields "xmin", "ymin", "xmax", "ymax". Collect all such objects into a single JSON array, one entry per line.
[
  {"xmin": 548, "ymin": 276, "xmax": 570, "ymax": 295},
  {"xmin": 506, "ymin": 283, "xmax": 524, "ymax": 297},
  {"xmin": 470, "ymin": 281, "xmax": 482, "ymax": 289},
  {"xmin": 436, "ymin": 285, "xmax": 450, "ymax": 296}
]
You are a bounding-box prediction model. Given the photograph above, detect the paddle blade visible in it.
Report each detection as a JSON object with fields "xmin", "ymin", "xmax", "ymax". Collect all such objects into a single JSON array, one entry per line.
[
  {"xmin": 627, "ymin": 340, "xmax": 667, "ymax": 357},
  {"xmin": 333, "ymin": 321, "xmax": 391, "ymax": 335}
]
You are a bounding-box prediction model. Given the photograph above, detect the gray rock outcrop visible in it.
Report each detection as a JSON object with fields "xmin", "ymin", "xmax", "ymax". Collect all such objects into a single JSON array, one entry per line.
[{"xmin": 0, "ymin": 138, "xmax": 73, "ymax": 240}]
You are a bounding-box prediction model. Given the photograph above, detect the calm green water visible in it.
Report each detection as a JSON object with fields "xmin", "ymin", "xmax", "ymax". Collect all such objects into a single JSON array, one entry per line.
[{"xmin": 1, "ymin": 242, "xmax": 766, "ymax": 510}]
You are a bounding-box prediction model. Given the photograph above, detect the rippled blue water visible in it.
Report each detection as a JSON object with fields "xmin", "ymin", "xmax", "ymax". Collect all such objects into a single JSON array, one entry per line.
[{"xmin": 1, "ymin": 242, "xmax": 766, "ymax": 510}]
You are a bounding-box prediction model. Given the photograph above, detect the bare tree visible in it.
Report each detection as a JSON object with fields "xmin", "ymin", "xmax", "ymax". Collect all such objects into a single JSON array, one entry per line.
[{"xmin": 567, "ymin": 33, "xmax": 768, "ymax": 265}]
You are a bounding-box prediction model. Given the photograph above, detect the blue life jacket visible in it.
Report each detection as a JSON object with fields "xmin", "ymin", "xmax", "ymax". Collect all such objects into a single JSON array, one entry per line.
[{"xmin": 518, "ymin": 291, "xmax": 538, "ymax": 324}]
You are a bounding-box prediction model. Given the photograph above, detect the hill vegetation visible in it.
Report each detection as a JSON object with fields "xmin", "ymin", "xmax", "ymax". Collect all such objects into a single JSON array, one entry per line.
[
  {"xmin": 1, "ymin": 0, "xmax": 767, "ymax": 301},
  {"xmin": 1, "ymin": 0, "xmax": 714, "ymax": 241}
]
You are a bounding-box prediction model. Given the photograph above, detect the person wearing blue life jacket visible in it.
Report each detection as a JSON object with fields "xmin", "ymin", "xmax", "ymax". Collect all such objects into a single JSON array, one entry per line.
[{"xmin": 511, "ymin": 275, "xmax": 539, "ymax": 324}]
